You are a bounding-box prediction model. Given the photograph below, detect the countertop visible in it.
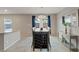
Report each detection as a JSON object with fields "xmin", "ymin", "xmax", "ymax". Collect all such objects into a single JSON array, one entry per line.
[{"xmin": 33, "ymin": 27, "xmax": 50, "ymax": 32}]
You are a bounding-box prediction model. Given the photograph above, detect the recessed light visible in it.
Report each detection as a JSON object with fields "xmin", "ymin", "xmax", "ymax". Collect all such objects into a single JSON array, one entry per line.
[
  {"xmin": 4, "ymin": 9, "xmax": 8, "ymax": 12},
  {"xmin": 40, "ymin": 7, "xmax": 44, "ymax": 8}
]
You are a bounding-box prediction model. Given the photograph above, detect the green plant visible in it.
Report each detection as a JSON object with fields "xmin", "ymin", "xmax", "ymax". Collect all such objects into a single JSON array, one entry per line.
[{"xmin": 63, "ymin": 22, "xmax": 71, "ymax": 34}]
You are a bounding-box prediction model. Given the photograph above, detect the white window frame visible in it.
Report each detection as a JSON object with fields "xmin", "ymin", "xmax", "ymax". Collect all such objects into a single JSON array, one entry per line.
[{"xmin": 4, "ymin": 16, "xmax": 13, "ymax": 33}]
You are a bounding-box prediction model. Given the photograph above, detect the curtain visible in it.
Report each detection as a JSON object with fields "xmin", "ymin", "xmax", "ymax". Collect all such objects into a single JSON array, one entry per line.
[
  {"xmin": 48, "ymin": 16, "xmax": 51, "ymax": 27},
  {"xmin": 32, "ymin": 16, "xmax": 35, "ymax": 27}
]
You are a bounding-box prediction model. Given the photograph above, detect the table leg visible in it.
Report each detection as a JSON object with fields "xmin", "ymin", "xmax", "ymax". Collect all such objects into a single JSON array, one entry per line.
[
  {"xmin": 70, "ymin": 38, "xmax": 71, "ymax": 51},
  {"xmin": 76, "ymin": 37, "xmax": 78, "ymax": 51},
  {"xmin": 33, "ymin": 47, "xmax": 35, "ymax": 51}
]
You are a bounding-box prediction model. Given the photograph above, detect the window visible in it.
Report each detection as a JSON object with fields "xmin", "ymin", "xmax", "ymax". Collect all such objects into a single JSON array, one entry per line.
[
  {"xmin": 65, "ymin": 16, "xmax": 71, "ymax": 24},
  {"xmin": 4, "ymin": 16, "xmax": 12, "ymax": 33}
]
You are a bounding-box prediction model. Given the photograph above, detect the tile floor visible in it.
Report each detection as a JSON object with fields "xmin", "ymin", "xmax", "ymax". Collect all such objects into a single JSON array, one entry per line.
[{"xmin": 5, "ymin": 36, "xmax": 70, "ymax": 52}]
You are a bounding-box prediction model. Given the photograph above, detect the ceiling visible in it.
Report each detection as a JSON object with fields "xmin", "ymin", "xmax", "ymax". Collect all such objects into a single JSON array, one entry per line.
[{"xmin": 0, "ymin": 7, "xmax": 66, "ymax": 14}]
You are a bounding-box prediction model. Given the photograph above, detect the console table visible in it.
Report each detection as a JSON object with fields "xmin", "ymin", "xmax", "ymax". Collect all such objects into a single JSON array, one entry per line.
[{"xmin": 70, "ymin": 35, "xmax": 79, "ymax": 52}]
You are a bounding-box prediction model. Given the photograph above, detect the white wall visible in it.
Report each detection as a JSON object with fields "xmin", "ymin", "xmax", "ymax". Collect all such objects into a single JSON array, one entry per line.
[
  {"xmin": 57, "ymin": 7, "xmax": 78, "ymax": 32},
  {"xmin": 51, "ymin": 14, "xmax": 57, "ymax": 36},
  {"xmin": 0, "ymin": 14, "xmax": 32, "ymax": 39},
  {"xmin": 57, "ymin": 7, "xmax": 79, "ymax": 41},
  {"xmin": 0, "ymin": 14, "xmax": 58, "ymax": 38}
]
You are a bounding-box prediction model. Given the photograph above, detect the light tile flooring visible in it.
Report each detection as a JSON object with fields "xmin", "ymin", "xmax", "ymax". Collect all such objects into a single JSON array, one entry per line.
[{"xmin": 5, "ymin": 36, "xmax": 70, "ymax": 52}]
